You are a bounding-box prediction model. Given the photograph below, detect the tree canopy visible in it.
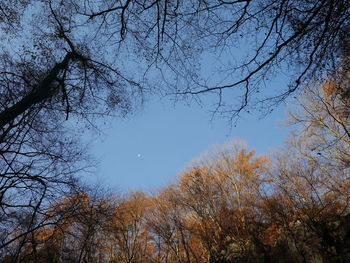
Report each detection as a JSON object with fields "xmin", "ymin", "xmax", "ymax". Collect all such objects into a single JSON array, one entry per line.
[
  {"xmin": 0, "ymin": 0, "xmax": 349, "ymax": 261},
  {"xmin": 73, "ymin": 0, "xmax": 350, "ymax": 115},
  {"xmin": 1, "ymin": 0, "xmax": 349, "ymax": 123}
]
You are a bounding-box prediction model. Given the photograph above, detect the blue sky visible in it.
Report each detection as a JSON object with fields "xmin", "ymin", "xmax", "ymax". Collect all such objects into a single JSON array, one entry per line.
[
  {"xmin": 83, "ymin": 33, "xmax": 294, "ymax": 193},
  {"xmin": 87, "ymin": 96, "xmax": 290, "ymax": 192}
]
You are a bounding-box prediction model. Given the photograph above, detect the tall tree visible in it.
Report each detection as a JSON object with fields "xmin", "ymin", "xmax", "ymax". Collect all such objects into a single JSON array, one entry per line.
[
  {"xmin": 177, "ymin": 141, "xmax": 269, "ymax": 262},
  {"xmin": 0, "ymin": 0, "xmax": 138, "ymax": 254},
  {"xmin": 1, "ymin": 0, "xmax": 349, "ymax": 258}
]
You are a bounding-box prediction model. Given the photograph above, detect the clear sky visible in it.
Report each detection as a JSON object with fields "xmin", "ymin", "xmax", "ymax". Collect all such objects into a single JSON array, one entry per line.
[
  {"xmin": 82, "ymin": 33, "xmax": 293, "ymax": 192},
  {"xmin": 86, "ymin": 95, "xmax": 290, "ymax": 192}
]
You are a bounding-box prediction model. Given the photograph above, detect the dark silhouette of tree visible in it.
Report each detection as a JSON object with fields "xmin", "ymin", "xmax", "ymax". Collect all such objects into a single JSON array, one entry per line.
[
  {"xmin": 0, "ymin": 0, "xmax": 140, "ymax": 255},
  {"xmin": 1, "ymin": 0, "xmax": 350, "ymax": 152},
  {"xmin": 78, "ymin": 0, "xmax": 350, "ymax": 116},
  {"xmin": 1, "ymin": 0, "xmax": 349, "ymax": 260}
]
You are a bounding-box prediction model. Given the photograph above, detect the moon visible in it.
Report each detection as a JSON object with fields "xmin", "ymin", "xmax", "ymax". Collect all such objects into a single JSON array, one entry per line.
[{"xmin": 137, "ymin": 154, "xmax": 142, "ymax": 158}]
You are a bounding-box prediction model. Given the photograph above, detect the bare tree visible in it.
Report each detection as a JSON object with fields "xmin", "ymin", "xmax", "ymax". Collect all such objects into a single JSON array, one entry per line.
[
  {"xmin": 0, "ymin": 0, "xmax": 140, "ymax": 256},
  {"xmin": 75, "ymin": 0, "xmax": 350, "ymax": 117},
  {"xmin": 267, "ymin": 145, "xmax": 350, "ymax": 262},
  {"xmin": 1, "ymin": 0, "xmax": 349, "ymax": 259},
  {"xmin": 289, "ymin": 78, "xmax": 350, "ymax": 167}
]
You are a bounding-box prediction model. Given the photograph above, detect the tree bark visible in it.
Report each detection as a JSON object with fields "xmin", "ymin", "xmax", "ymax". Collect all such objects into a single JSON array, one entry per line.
[{"xmin": 0, "ymin": 52, "xmax": 73, "ymax": 130}]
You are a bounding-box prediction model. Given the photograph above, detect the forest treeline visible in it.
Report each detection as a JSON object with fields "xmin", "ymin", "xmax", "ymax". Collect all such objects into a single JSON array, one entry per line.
[
  {"xmin": 1, "ymin": 79, "xmax": 349, "ymax": 263},
  {"xmin": 1, "ymin": 1, "xmax": 349, "ymax": 262}
]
